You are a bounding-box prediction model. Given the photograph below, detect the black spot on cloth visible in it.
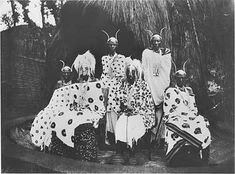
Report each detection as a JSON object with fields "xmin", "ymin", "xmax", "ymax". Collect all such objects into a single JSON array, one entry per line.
[
  {"xmin": 171, "ymin": 133, "xmax": 179, "ymax": 140},
  {"xmin": 175, "ymin": 98, "xmax": 180, "ymax": 104},
  {"xmin": 194, "ymin": 128, "xmax": 202, "ymax": 134},
  {"xmin": 62, "ymin": 129, "xmax": 66, "ymax": 136},
  {"xmin": 166, "ymin": 93, "xmax": 170, "ymax": 98},
  {"xmin": 77, "ymin": 112, "xmax": 83, "ymax": 116},
  {"xmin": 181, "ymin": 112, "xmax": 188, "ymax": 116},
  {"xmin": 182, "ymin": 123, "xmax": 190, "ymax": 128},
  {"xmin": 58, "ymin": 112, "xmax": 64, "ymax": 116},
  {"xmin": 96, "ymin": 83, "xmax": 101, "ymax": 88},
  {"xmin": 204, "ymin": 136, "xmax": 209, "ymax": 143},
  {"xmin": 51, "ymin": 122, "xmax": 56, "ymax": 128},
  {"xmin": 68, "ymin": 119, "xmax": 73, "ymax": 125},
  {"xmin": 71, "ymin": 136, "xmax": 75, "ymax": 143},
  {"xmin": 99, "ymin": 95, "xmax": 103, "ymax": 101},
  {"xmin": 88, "ymin": 98, "xmax": 94, "ymax": 103},
  {"xmin": 174, "ymin": 89, "xmax": 179, "ymax": 94},
  {"xmin": 172, "ymin": 104, "xmax": 177, "ymax": 110},
  {"xmin": 169, "ymin": 108, "xmax": 174, "ymax": 113},
  {"xmin": 87, "ymin": 86, "xmax": 90, "ymax": 91},
  {"xmin": 74, "ymin": 94, "xmax": 77, "ymax": 99}
]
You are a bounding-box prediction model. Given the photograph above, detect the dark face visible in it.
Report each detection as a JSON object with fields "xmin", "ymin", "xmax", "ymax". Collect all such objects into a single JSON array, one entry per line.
[
  {"xmin": 79, "ymin": 67, "xmax": 89, "ymax": 81},
  {"xmin": 175, "ymin": 76, "xmax": 186, "ymax": 87},
  {"xmin": 126, "ymin": 67, "xmax": 136, "ymax": 85},
  {"xmin": 107, "ymin": 43, "xmax": 117, "ymax": 54},
  {"xmin": 151, "ymin": 35, "xmax": 162, "ymax": 51},
  {"xmin": 62, "ymin": 71, "xmax": 71, "ymax": 81}
]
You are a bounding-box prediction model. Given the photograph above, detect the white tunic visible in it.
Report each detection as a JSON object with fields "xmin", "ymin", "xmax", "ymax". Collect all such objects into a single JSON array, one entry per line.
[{"xmin": 142, "ymin": 48, "xmax": 172, "ymax": 105}]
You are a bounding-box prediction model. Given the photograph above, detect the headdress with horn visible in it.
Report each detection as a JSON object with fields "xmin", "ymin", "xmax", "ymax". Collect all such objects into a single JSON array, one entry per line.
[
  {"xmin": 102, "ymin": 29, "xmax": 120, "ymax": 45},
  {"xmin": 172, "ymin": 58, "xmax": 189, "ymax": 78},
  {"xmin": 146, "ymin": 27, "xmax": 166, "ymax": 42},
  {"xmin": 60, "ymin": 60, "xmax": 72, "ymax": 72},
  {"xmin": 72, "ymin": 50, "xmax": 96, "ymax": 77}
]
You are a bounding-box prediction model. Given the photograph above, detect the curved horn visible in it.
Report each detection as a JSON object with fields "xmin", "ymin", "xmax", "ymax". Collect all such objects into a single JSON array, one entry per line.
[
  {"xmin": 160, "ymin": 27, "xmax": 166, "ymax": 36},
  {"xmin": 171, "ymin": 59, "xmax": 177, "ymax": 73},
  {"xmin": 60, "ymin": 60, "xmax": 65, "ymax": 69},
  {"xmin": 145, "ymin": 29, "xmax": 154, "ymax": 38},
  {"xmin": 183, "ymin": 58, "xmax": 189, "ymax": 72},
  {"xmin": 115, "ymin": 29, "xmax": 120, "ymax": 40},
  {"xmin": 102, "ymin": 30, "xmax": 110, "ymax": 40}
]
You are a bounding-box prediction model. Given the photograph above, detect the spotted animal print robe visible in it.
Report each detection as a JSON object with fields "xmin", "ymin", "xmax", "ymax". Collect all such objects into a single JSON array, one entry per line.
[
  {"xmin": 30, "ymin": 81, "xmax": 105, "ymax": 149},
  {"xmin": 100, "ymin": 53, "xmax": 126, "ymax": 113},
  {"xmin": 115, "ymin": 80, "xmax": 155, "ymax": 147},
  {"xmin": 163, "ymin": 86, "xmax": 211, "ymax": 162}
]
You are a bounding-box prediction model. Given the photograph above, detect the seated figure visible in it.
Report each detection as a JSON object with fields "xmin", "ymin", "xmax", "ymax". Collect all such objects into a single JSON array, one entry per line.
[
  {"xmin": 30, "ymin": 51, "xmax": 105, "ymax": 162},
  {"xmin": 55, "ymin": 60, "xmax": 72, "ymax": 89},
  {"xmin": 163, "ymin": 61, "xmax": 211, "ymax": 166},
  {"xmin": 115, "ymin": 59, "xmax": 155, "ymax": 150}
]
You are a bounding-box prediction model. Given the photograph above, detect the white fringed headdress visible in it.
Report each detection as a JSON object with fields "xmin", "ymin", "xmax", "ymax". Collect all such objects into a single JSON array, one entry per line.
[
  {"xmin": 72, "ymin": 50, "xmax": 96, "ymax": 77},
  {"xmin": 126, "ymin": 59, "xmax": 143, "ymax": 81}
]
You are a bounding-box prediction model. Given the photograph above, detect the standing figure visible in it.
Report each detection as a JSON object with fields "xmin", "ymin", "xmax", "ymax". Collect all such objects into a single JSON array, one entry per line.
[
  {"xmin": 55, "ymin": 60, "xmax": 73, "ymax": 89},
  {"xmin": 141, "ymin": 28, "xmax": 172, "ymax": 144},
  {"xmin": 163, "ymin": 60, "xmax": 211, "ymax": 166},
  {"xmin": 100, "ymin": 29, "xmax": 127, "ymax": 145}
]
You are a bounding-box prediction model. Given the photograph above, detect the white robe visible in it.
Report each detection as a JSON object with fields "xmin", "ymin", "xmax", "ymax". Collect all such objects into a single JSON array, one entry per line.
[{"xmin": 142, "ymin": 48, "xmax": 171, "ymax": 106}]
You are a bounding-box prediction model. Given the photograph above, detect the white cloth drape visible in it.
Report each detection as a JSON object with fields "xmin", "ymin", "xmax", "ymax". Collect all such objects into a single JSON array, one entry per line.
[{"xmin": 142, "ymin": 49, "xmax": 171, "ymax": 105}]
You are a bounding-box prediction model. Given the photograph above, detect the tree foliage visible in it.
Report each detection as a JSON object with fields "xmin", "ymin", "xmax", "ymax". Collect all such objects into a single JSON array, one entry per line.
[
  {"xmin": 17, "ymin": 0, "xmax": 36, "ymax": 27},
  {"xmin": 45, "ymin": 0, "xmax": 61, "ymax": 25},
  {"xmin": 9, "ymin": 0, "xmax": 20, "ymax": 27},
  {"xmin": 1, "ymin": 14, "xmax": 14, "ymax": 28}
]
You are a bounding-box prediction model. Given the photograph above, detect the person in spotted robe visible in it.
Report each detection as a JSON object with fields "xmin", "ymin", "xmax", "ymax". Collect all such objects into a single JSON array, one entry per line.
[
  {"xmin": 141, "ymin": 28, "xmax": 172, "ymax": 145},
  {"xmin": 115, "ymin": 59, "xmax": 155, "ymax": 150},
  {"xmin": 30, "ymin": 52, "xmax": 105, "ymax": 161},
  {"xmin": 100, "ymin": 29, "xmax": 128, "ymax": 145},
  {"xmin": 163, "ymin": 69, "xmax": 211, "ymax": 166},
  {"xmin": 55, "ymin": 60, "xmax": 73, "ymax": 90}
]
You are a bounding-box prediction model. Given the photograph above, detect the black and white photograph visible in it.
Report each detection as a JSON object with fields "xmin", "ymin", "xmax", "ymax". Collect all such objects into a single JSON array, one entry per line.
[{"xmin": 1, "ymin": 0, "xmax": 234, "ymax": 173}]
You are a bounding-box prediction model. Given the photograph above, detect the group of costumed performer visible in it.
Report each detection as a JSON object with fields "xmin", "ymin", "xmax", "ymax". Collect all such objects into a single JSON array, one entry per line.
[{"xmin": 30, "ymin": 50, "xmax": 105, "ymax": 161}]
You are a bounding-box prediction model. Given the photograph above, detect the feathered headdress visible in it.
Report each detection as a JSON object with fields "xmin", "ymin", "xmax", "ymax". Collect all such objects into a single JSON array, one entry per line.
[
  {"xmin": 145, "ymin": 27, "xmax": 166, "ymax": 41},
  {"xmin": 72, "ymin": 50, "xmax": 96, "ymax": 77},
  {"xmin": 171, "ymin": 58, "xmax": 190, "ymax": 78},
  {"xmin": 60, "ymin": 60, "xmax": 72, "ymax": 72},
  {"xmin": 102, "ymin": 29, "xmax": 120, "ymax": 45},
  {"xmin": 126, "ymin": 58, "xmax": 143, "ymax": 81}
]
